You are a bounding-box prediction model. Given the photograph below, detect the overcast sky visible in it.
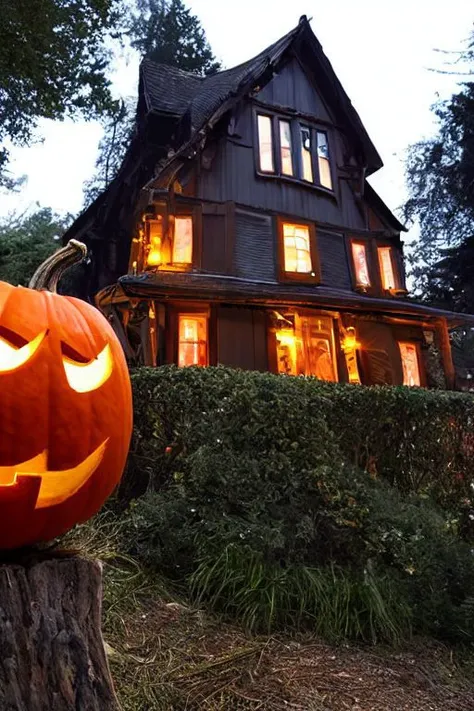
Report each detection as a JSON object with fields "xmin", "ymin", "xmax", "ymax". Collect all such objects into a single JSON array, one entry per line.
[{"xmin": 1, "ymin": 0, "xmax": 473, "ymax": 248}]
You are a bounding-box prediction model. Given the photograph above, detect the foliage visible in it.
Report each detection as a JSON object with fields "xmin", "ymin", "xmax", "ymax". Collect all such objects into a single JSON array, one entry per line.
[
  {"xmin": 0, "ymin": 0, "xmax": 122, "ymax": 185},
  {"xmin": 120, "ymin": 366, "xmax": 474, "ymax": 642},
  {"xmin": 0, "ymin": 208, "xmax": 70, "ymax": 286},
  {"xmin": 84, "ymin": 0, "xmax": 220, "ymax": 202},
  {"xmin": 404, "ymin": 31, "xmax": 474, "ymax": 301}
]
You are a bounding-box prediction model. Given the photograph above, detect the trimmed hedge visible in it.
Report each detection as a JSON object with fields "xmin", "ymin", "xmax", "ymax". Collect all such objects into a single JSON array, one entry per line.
[{"xmin": 120, "ymin": 366, "xmax": 474, "ymax": 642}]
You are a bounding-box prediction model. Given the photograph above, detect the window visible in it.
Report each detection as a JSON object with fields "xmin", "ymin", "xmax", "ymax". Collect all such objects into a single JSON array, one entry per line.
[
  {"xmin": 300, "ymin": 127, "xmax": 313, "ymax": 182},
  {"xmin": 172, "ymin": 216, "xmax": 193, "ymax": 264},
  {"xmin": 317, "ymin": 131, "xmax": 332, "ymax": 190},
  {"xmin": 351, "ymin": 242, "xmax": 371, "ymax": 287},
  {"xmin": 178, "ymin": 314, "xmax": 208, "ymax": 367},
  {"xmin": 282, "ymin": 223, "xmax": 313, "ymax": 274},
  {"xmin": 378, "ymin": 246, "xmax": 396, "ymax": 290},
  {"xmin": 398, "ymin": 342, "xmax": 421, "ymax": 387},
  {"xmin": 256, "ymin": 113, "xmax": 333, "ymax": 191},
  {"xmin": 279, "ymin": 120, "xmax": 293, "ymax": 176},
  {"xmin": 274, "ymin": 312, "xmax": 337, "ymax": 381},
  {"xmin": 257, "ymin": 115, "xmax": 274, "ymax": 172},
  {"xmin": 145, "ymin": 214, "xmax": 193, "ymax": 269}
]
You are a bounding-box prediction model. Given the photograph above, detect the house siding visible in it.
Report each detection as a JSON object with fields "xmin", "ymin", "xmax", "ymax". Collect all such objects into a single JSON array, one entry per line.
[{"xmin": 234, "ymin": 210, "xmax": 276, "ymax": 282}]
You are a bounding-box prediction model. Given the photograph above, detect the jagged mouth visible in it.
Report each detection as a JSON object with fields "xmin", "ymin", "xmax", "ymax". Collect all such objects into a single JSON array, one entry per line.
[{"xmin": 0, "ymin": 440, "xmax": 108, "ymax": 509}]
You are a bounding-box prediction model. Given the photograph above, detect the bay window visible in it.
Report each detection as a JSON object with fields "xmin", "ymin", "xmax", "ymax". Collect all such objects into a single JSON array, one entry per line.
[{"xmin": 257, "ymin": 114, "xmax": 274, "ymax": 173}]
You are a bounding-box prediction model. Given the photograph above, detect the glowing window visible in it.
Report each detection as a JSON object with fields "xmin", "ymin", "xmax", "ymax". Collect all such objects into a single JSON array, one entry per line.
[
  {"xmin": 399, "ymin": 342, "xmax": 421, "ymax": 387},
  {"xmin": 172, "ymin": 216, "xmax": 193, "ymax": 264},
  {"xmin": 146, "ymin": 218, "xmax": 163, "ymax": 267},
  {"xmin": 279, "ymin": 120, "xmax": 293, "ymax": 176},
  {"xmin": 351, "ymin": 242, "xmax": 371, "ymax": 287},
  {"xmin": 178, "ymin": 315, "xmax": 208, "ymax": 367},
  {"xmin": 301, "ymin": 127, "xmax": 313, "ymax": 182},
  {"xmin": 317, "ymin": 131, "xmax": 332, "ymax": 190},
  {"xmin": 378, "ymin": 247, "xmax": 396, "ymax": 290},
  {"xmin": 257, "ymin": 115, "xmax": 274, "ymax": 172},
  {"xmin": 283, "ymin": 223, "xmax": 312, "ymax": 274},
  {"xmin": 275, "ymin": 313, "xmax": 337, "ymax": 381}
]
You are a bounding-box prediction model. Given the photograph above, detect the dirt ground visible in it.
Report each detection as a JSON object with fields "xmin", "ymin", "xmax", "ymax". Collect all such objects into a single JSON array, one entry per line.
[{"xmin": 105, "ymin": 591, "xmax": 474, "ymax": 711}]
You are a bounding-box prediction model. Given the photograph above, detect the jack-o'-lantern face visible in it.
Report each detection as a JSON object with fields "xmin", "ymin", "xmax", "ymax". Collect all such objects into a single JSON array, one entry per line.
[{"xmin": 0, "ymin": 242, "xmax": 132, "ymax": 549}]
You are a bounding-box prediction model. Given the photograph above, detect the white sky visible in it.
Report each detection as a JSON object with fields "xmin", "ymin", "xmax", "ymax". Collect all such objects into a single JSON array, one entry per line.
[{"xmin": 1, "ymin": 0, "xmax": 473, "ymax": 249}]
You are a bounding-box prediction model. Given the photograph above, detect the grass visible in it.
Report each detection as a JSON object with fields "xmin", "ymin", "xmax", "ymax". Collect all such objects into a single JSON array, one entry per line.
[{"xmin": 62, "ymin": 513, "xmax": 474, "ymax": 711}]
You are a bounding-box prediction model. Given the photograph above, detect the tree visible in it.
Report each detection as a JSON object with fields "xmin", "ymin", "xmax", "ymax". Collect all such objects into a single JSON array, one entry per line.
[
  {"xmin": 83, "ymin": 0, "xmax": 220, "ymax": 203},
  {"xmin": 0, "ymin": 208, "xmax": 70, "ymax": 286},
  {"xmin": 0, "ymin": 0, "xmax": 123, "ymax": 186},
  {"xmin": 404, "ymin": 31, "xmax": 474, "ymax": 303}
]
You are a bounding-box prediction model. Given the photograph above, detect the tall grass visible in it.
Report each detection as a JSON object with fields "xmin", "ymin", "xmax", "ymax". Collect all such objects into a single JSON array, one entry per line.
[{"xmin": 190, "ymin": 544, "xmax": 411, "ymax": 644}]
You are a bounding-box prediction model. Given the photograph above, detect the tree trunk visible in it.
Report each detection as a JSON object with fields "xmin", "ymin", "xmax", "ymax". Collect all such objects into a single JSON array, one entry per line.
[{"xmin": 0, "ymin": 556, "xmax": 120, "ymax": 711}]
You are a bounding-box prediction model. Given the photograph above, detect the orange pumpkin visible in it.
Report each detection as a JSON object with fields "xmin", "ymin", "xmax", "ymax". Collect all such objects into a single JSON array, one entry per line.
[{"xmin": 0, "ymin": 240, "xmax": 132, "ymax": 549}]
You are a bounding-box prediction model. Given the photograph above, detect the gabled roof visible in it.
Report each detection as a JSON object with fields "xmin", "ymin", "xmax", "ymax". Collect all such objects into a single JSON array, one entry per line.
[{"xmin": 141, "ymin": 15, "xmax": 383, "ymax": 186}]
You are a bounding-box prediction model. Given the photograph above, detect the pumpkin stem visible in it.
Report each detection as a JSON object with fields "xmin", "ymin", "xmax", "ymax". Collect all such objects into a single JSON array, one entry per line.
[{"xmin": 29, "ymin": 239, "xmax": 88, "ymax": 293}]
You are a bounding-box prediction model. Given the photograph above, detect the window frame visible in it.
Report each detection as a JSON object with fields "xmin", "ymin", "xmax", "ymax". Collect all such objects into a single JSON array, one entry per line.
[
  {"xmin": 140, "ymin": 201, "xmax": 202, "ymax": 273},
  {"xmin": 254, "ymin": 108, "xmax": 336, "ymax": 195},
  {"xmin": 277, "ymin": 217, "xmax": 320, "ymax": 284},
  {"xmin": 348, "ymin": 237, "xmax": 373, "ymax": 293},
  {"xmin": 376, "ymin": 243, "xmax": 404, "ymax": 293},
  {"xmin": 398, "ymin": 340, "xmax": 424, "ymax": 387}
]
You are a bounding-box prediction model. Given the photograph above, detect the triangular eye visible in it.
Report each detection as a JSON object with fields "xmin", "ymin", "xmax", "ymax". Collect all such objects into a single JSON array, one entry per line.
[
  {"xmin": 60, "ymin": 342, "xmax": 91, "ymax": 364},
  {"xmin": 0, "ymin": 326, "xmax": 28, "ymax": 349},
  {"xmin": 62, "ymin": 343, "xmax": 113, "ymax": 393}
]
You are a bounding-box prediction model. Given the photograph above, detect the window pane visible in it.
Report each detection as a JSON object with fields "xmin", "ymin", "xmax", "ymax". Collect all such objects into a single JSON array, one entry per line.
[
  {"xmin": 399, "ymin": 342, "xmax": 421, "ymax": 386},
  {"xmin": 317, "ymin": 132, "xmax": 332, "ymax": 189},
  {"xmin": 300, "ymin": 127, "xmax": 313, "ymax": 182},
  {"xmin": 279, "ymin": 120, "xmax": 293, "ymax": 176},
  {"xmin": 283, "ymin": 223, "xmax": 312, "ymax": 273},
  {"xmin": 378, "ymin": 247, "xmax": 396, "ymax": 289},
  {"xmin": 172, "ymin": 216, "xmax": 193, "ymax": 264},
  {"xmin": 351, "ymin": 242, "xmax": 371, "ymax": 286},
  {"xmin": 146, "ymin": 218, "xmax": 163, "ymax": 267},
  {"xmin": 178, "ymin": 315, "xmax": 208, "ymax": 367},
  {"xmin": 276, "ymin": 328, "xmax": 298, "ymax": 375},
  {"xmin": 258, "ymin": 115, "xmax": 274, "ymax": 172}
]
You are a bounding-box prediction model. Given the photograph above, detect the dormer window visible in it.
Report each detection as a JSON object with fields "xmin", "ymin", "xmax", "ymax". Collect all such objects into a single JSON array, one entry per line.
[
  {"xmin": 255, "ymin": 112, "xmax": 334, "ymax": 191},
  {"xmin": 257, "ymin": 114, "xmax": 274, "ymax": 173}
]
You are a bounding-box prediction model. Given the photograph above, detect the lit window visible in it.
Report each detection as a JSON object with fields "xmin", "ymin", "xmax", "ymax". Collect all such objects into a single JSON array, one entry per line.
[
  {"xmin": 279, "ymin": 120, "xmax": 293, "ymax": 176},
  {"xmin": 317, "ymin": 131, "xmax": 332, "ymax": 190},
  {"xmin": 301, "ymin": 127, "xmax": 313, "ymax": 182},
  {"xmin": 283, "ymin": 223, "xmax": 312, "ymax": 273},
  {"xmin": 257, "ymin": 115, "xmax": 274, "ymax": 172},
  {"xmin": 351, "ymin": 242, "xmax": 371, "ymax": 287},
  {"xmin": 399, "ymin": 342, "xmax": 421, "ymax": 387},
  {"xmin": 378, "ymin": 247, "xmax": 396, "ymax": 290},
  {"xmin": 275, "ymin": 313, "xmax": 337, "ymax": 381},
  {"xmin": 178, "ymin": 315, "xmax": 208, "ymax": 367},
  {"xmin": 172, "ymin": 216, "xmax": 193, "ymax": 264},
  {"xmin": 146, "ymin": 218, "xmax": 163, "ymax": 267}
]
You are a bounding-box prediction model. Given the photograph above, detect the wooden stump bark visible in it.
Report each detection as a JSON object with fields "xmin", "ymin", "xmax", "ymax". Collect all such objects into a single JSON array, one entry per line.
[{"xmin": 0, "ymin": 556, "xmax": 120, "ymax": 711}]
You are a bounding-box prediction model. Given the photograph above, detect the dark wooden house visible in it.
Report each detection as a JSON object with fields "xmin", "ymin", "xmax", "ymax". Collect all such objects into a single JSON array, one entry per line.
[{"xmin": 65, "ymin": 16, "xmax": 473, "ymax": 388}]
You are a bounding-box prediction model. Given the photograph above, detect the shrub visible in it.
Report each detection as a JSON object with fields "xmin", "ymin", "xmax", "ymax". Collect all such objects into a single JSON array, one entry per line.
[{"xmin": 121, "ymin": 366, "xmax": 474, "ymax": 642}]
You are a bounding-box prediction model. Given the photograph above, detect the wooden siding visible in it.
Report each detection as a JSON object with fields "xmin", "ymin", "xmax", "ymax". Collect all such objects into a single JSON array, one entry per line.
[
  {"xmin": 217, "ymin": 306, "xmax": 268, "ymax": 371},
  {"xmin": 202, "ymin": 212, "xmax": 227, "ymax": 273},
  {"xmin": 318, "ymin": 231, "xmax": 352, "ymax": 290},
  {"xmin": 198, "ymin": 100, "xmax": 367, "ymax": 230},
  {"xmin": 256, "ymin": 57, "xmax": 332, "ymax": 121},
  {"xmin": 234, "ymin": 210, "xmax": 276, "ymax": 282}
]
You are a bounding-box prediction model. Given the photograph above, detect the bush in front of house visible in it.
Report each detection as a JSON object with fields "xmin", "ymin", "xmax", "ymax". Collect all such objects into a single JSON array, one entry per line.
[{"xmin": 120, "ymin": 366, "xmax": 474, "ymax": 643}]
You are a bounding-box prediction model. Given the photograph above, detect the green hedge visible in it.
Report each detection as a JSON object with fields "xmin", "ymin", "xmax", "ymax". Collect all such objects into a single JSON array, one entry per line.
[{"xmin": 120, "ymin": 366, "xmax": 474, "ymax": 642}]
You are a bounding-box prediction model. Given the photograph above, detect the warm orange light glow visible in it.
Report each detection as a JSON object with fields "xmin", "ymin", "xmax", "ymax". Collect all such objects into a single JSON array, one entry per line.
[
  {"xmin": 399, "ymin": 342, "xmax": 421, "ymax": 386},
  {"xmin": 279, "ymin": 120, "xmax": 293, "ymax": 176},
  {"xmin": 258, "ymin": 115, "xmax": 274, "ymax": 172},
  {"xmin": 146, "ymin": 218, "xmax": 163, "ymax": 266},
  {"xmin": 178, "ymin": 315, "xmax": 208, "ymax": 367},
  {"xmin": 63, "ymin": 343, "xmax": 114, "ymax": 393},
  {"xmin": 0, "ymin": 330, "xmax": 46, "ymax": 372},
  {"xmin": 0, "ymin": 440, "xmax": 108, "ymax": 509},
  {"xmin": 351, "ymin": 242, "xmax": 371, "ymax": 287},
  {"xmin": 283, "ymin": 223, "xmax": 312, "ymax": 273},
  {"xmin": 276, "ymin": 328, "xmax": 298, "ymax": 375},
  {"xmin": 340, "ymin": 327, "xmax": 361, "ymax": 384},
  {"xmin": 341, "ymin": 327, "xmax": 361, "ymax": 352},
  {"xmin": 378, "ymin": 247, "xmax": 396, "ymax": 290},
  {"xmin": 172, "ymin": 216, "xmax": 193, "ymax": 264}
]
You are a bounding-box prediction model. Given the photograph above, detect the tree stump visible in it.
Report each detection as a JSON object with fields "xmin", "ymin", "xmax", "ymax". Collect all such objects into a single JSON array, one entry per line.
[{"xmin": 0, "ymin": 556, "xmax": 120, "ymax": 711}]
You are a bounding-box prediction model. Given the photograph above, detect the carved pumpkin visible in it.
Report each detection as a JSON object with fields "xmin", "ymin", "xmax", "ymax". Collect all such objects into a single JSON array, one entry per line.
[{"xmin": 0, "ymin": 240, "xmax": 132, "ymax": 549}]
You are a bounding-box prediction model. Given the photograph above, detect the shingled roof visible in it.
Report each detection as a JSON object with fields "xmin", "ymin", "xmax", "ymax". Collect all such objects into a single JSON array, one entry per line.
[{"xmin": 140, "ymin": 15, "xmax": 383, "ymax": 185}]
